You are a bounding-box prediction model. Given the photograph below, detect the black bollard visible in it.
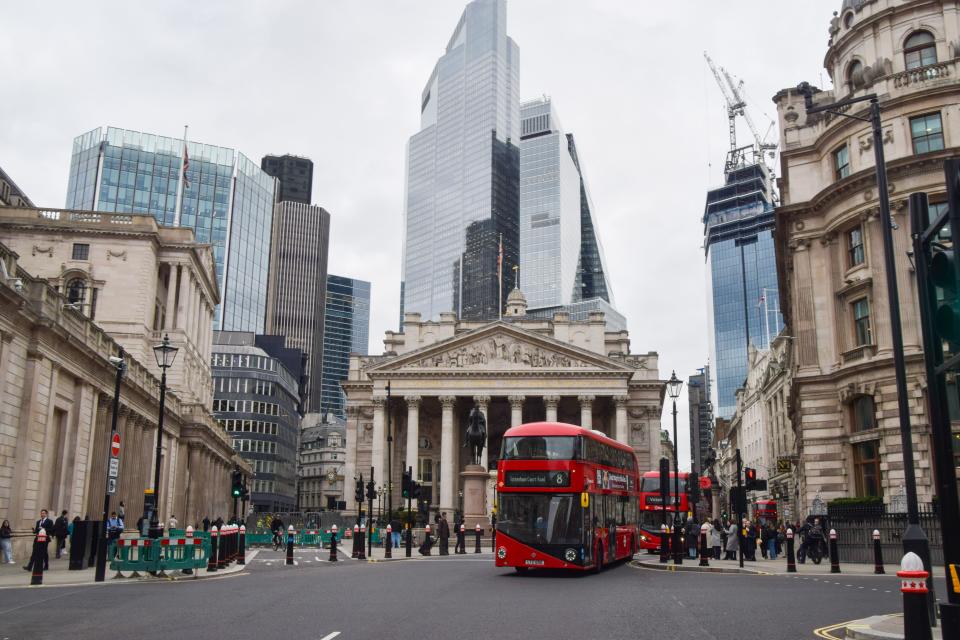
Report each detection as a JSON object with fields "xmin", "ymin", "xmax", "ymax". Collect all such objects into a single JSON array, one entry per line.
[
  {"xmin": 351, "ymin": 524, "xmax": 360, "ymax": 558},
  {"xmin": 183, "ymin": 526, "xmax": 195, "ymax": 575},
  {"xmin": 30, "ymin": 529, "xmax": 47, "ymax": 586},
  {"xmin": 457, "ymin": 524, "xmax": 465, "ymax": 554},
  {"xmin": 786, "ymin": 528, "xmax": 796, "ymax": 573},
  {"xmin": 238, "ymin": 525, "xmax": 246, "ymax": 565},
  {"xmin": 659, "ymin": 525, "xmax": 669, "ymax": 563},
  {"xmin": 421, "ymin": 525, "xmax": 432, "ymax": 556},
  {"xmin": 699, "ymin": 525, "xmax": 710, "ymax": 567},
  {"xmin": 385, "ymin": 525, "xmax": 392, "ymax": 559},
  {"xmin": 329, "ymin": 526, "xmax": 338, "ymax": 562},
  {"xmin": 899, "ymin": 552, "xmax": 933, "ymax": 640},
  {"xmin": 829, "ymin": 529, "xmax": 840, "ymax": 574},
  {"xmin": 207, "ymin": 526, "xmax": 218, "ymax": 572},
  {"xmin": 286, "ymin": 526, "xmax": 294, "ymax": 565},
  {"xmin": 358, "ymin": 526, "xmax": 366, "ymax": 561},
  {"xmin": 872, "ymin": 529, "xmax": 884, "ymax": 575},
  {"xmin": 474, "ymin": 524, "xmax": 482, "ymax": 554},
  {"xmin": 217, "ymin": 526, "xmax": 227, "ymax": 570}
]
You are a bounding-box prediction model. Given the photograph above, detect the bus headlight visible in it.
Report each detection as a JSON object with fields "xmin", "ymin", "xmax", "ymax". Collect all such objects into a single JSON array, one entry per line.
[
  {"xmin": 497, "ymin": 546, "xmax": 507, "ymax": 559},
  {"xmin": 564, "ymin": 548, "xmax": 577, "ymax": 562}
]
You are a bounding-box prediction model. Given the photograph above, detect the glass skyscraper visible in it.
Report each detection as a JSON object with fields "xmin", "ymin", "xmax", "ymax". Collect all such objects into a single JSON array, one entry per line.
[
  {"xmin": 401, "ymin": 0, "xmax": 520, "ymax": 322},
  {"xmin": 704, "ymin": 163, "xmax": 782, "ymax": 419},
  {"xmin": 320, "ymin": 275, "xmax": 371, "ymax": 419},
  {"xmin": 65, "ymin": 126, "xmax": 277, "ymax": 332},
  {"xmin": 518, "ymin": 97, "xmax": 617, "ymax": 319}
]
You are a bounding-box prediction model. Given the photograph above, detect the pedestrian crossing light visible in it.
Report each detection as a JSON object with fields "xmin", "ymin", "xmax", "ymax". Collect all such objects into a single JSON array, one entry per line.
[
  {"xmin": 744, "ymin": 467, "xmax": 757, "ymax": 490},
  {"xmin": 231, "ymin": 470, "xmax": 243, "ymax": 497},
  {"xmin": 402, "ymin": 470, "xmax": 412, "ymax": 498},
  {"xmin": 355, "ymin": 476, "xmax": 365, "ymax": 504}
]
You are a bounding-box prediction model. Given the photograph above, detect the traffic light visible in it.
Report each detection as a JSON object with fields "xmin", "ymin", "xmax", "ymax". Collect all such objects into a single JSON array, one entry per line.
[
  {"xmin": 402, "ymin": 469, "xmax": 412, "ymax": 498},
  {"xmin": 412, "ymin": 481, "xmax": 422, "ymax": 500},
  {"xmin": 231, "ymin": 470, "xmax": 243, "ymax": 497},
  {"xmin": 355, "ymin": 475, "xmax": 365, "ymax": 504},
  {"xmin": 729, "ymin": 487, "xmax": 746, "ymax": 516},
  {"xmin": 690, "ymin": 470, "xmax": 700, "ymax": 507},
  {"xmin": 930, "ymin": 238, "xmax": 960, "ymax": 345},
  {"xmin": 744, "ymin": 467, "xmax": 757, "ymax": 490},
  {"xmin": 366, "ymin": 478, "xmax": 376, "ymax": 501}
]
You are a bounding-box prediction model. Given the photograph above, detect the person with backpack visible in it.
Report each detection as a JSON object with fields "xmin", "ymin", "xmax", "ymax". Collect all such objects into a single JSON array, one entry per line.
[{"xmin": 53, "ymin": 510, "xmax": 69, "ymax": 559}]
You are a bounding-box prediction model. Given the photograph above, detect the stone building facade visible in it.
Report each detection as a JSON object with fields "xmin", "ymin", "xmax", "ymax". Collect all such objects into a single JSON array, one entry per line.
[
  {"xmin": 772, "ymin": 0, "xmax": 960, "ymax": 510},
  {"xmin": 0, "ymin": 207, "xmax": 246, "ymax": 553},
  {"xmin": 297, "ymin": 413, "xmax": 347, "ymax": 512},
  {"xmin": 341, "ymin": 294, "xmax": 665, "ymax": 520}
]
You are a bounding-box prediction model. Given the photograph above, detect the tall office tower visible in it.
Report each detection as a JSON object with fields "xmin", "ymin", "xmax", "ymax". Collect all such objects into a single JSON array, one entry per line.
[
  {"xmin": 65, "ymin": 127, "xmax": 277, "ymax": 332},
  {"xmin": 401, "ymin": 0, "xmax": 520, "ymax": 322},
  {"xmin": 320, "ymin": 275, "xmax": 371, "ymax": 418},
  {"xmin": 265, "ymin": 201, "xmax": 330, "ymax": 413},
  {"xmin": 687, "ymin": 366, "xmax": 712, "ymax": 471},
  {"xmin": 518, "ymin": 97, "xmax": 623, "ymax": 329},
  {"xmin": 704, "ymin": 163, "xmax": 781, "ymax": 419},
  {"xmin": 261, "ymin": 154, "xmax": 313, "ymax": 205}
]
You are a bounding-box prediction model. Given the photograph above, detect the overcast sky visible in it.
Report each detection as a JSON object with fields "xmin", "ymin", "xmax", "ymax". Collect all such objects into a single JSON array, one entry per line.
[{"xmin": 1, "ymin": 0, "xmax": 839, "ymax": 469}]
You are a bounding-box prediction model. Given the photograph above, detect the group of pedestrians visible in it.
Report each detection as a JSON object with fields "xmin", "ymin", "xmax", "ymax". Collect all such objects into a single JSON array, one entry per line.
[{"xmin": 676, "ymin": 516, "xmax": 796, "ymax": 562}]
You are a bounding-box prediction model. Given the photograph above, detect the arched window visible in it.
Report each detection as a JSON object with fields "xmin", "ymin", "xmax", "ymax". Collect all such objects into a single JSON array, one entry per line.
[
  {"xmin": 843, "ymin": 12, "xmax": 854, "ymax": 29},
  {"xmin": 904, "ymin": 31, "xmax": 937, "ymax": 70},
  {"xmin": 851, "ymin": 395, "xmax": 876, "ymax": 432},
  {"xmin": 847, "ymin": 60, "xmax": 863, "ymax": 92},
  {"xmin": 66, "ymin": 278, "xmax": 86, "ymax": 306}
]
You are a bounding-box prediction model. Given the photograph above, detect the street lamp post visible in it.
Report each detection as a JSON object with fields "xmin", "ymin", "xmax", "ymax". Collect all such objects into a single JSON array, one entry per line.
[
  {"xmin": 149, "ymin": 334, "xmax": 179, "ymax": 539},
  {"xmin": 94, "ymin": 348, "xmax": 125, "ymax": 582},
  {"xmin": 667, "ymin": 371, "xmax": 683, "ymax": 564},
  {"xmin": 796, "ymin": 84, "xmax": 933, "ymax": 602},
  {"xmin": 386, "ymin": 381, "xmax": 393, "ymax": 528}
]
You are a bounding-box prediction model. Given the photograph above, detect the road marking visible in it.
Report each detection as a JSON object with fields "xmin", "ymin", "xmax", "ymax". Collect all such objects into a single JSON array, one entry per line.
[
  {"xmin": 319, "ymin": 633, "xmax": 340, "ymax": 640},
  {"xmin": 316, "ymin": 556, "xmax": 324, "ymax": 562}
]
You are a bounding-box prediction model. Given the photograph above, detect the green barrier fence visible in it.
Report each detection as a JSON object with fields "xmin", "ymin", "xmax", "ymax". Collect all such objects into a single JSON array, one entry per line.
[{"xmin": 109, "ymin": 537, "xmax": 210, "ymax": 575}]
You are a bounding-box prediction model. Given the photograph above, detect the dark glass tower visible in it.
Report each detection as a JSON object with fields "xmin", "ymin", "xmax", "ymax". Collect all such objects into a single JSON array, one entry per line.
[
  {"xmin": 687, "ymin": 367, "xmax": 712, "ymax": 471},
  {"xmin": 401, "ymin": 0, "xmax": 520, "ymax": 322},
  {"xmin": 261, "ymin": 154, "xmax": 313, "ymax": 205},
  {"xmin": 320, "ymin": 275, "xmax": 371, "ymax": 418},
  {"xmin": 704, "ymin": 163, "xmax": 782, "ymax": 419}
]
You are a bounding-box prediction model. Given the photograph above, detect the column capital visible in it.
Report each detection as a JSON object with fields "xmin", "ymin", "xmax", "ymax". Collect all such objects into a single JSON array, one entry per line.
[
  {"xmin": 508, "ymin": 395, "xmax": 525, "ymax": 408},
  {"xmin": 577, "ymin": 394, "xmax": 595, "ymax": 404},
  {"xmin": 404, "ymin": 395, "xmax": 422, "ymax": 407},
  {"xmin": 543, "ymin": 395, "xmax": 561, "ymax": 407},
  {"xmin": 613, "ymin": 394, "xmax": 630, "ymax": 406},
  {"xmin": 372, "ymin": 396, "xmax": 386, "ymax": 408},
  {"xmin": 439, "ymin": 395, "xmax": 457, "ymax": 408},
  {"xmin": 473, "ymin": 395, "xmax": 491, "ymax": 406}
]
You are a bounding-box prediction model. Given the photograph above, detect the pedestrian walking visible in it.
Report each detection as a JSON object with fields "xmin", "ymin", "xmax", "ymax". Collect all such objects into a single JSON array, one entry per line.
[
  {"xmin": 1, "ymin": 519, "xmax": 13, "ymax": 564},
  {"xmin": 744, "ymin": 519, "xmax": 757, "ymax": 561},
  {"xmin": 389, "ymin": 516, "xmax": 401, "ymax": 549},
  {"xmin": 725, "ymin": 521, "xmax": 739, "ymax": 560},
  {"xmin": 710, "ymin": 519, "xmax": 723, "ymax": 560},
  {"xmin": 53, "ymin": 510, "xmax": 68, "ymax": 559},
  {"xmin": 685, "ymin": 518, "xmax": 699, "ymax": 559},
  {"xmin": 168, "ymin": 515, "xmax": 178, "ymax": 531},
  {"xmin": 23, "ymin": 509, "xmax": 54, "ymax": 571},
  {"xmin": 439, "ymin": 512, "xmax": 450, "ymax": 555},
  {"xmin": 106, "ymin": 511, "xmax": 124, "ymax": 557},
  {"xmin": 117, "ymin": 501, "xmax": 125, "ymax": 522},
  {"xmin": 202, "ymin": 516, "xmax": 210, "ymax": 532}
]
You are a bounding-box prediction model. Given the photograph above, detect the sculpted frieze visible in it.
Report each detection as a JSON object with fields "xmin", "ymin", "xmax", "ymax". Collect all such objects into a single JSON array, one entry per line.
[{"xmin": 408, "ymin": 336, "xmax": 590, "ymax": 370}]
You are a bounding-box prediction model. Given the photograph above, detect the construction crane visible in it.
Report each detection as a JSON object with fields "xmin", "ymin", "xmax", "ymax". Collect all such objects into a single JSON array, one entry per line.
[{"xmin": 704, "ymin": 52, "xmax": 778, "ymax": 175}]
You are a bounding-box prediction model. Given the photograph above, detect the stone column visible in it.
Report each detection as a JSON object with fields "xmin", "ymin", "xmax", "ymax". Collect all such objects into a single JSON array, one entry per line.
[
  {"xmin": 439, "ymin": 395, "xmax": 457, "ymax": 512},
  {"xmin": 473, "ymin": 395, "xmax": 490, "ymax": 470},
  {"xmin": 509, "ymin": 395, "xmax": 525, "ymax": 428},
  {"xmin": 544, "ymin": 395, "xmax": 560, "ymax": 423},
  {"xmin": 578, "ymin": 395, "xmax": 595, "ymax": 429},
  {"xmin": 344, "ymin": 406, "xmax": 359, "ymax": 513},
  {"xmin": 614, "ymin": 395, "xmax": 629, "ymax": 444},
  {"xmin": 404, "ymin": 396, "xmax": 420, "ymax": 473},
  {"xmin": 371, "ymin": 396, "xmax": 386, "ymax": 488}
]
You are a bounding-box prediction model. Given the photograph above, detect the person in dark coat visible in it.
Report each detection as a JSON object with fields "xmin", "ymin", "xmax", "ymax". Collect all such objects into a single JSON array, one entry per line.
[
  {"xmin": 24, "ymin": 509, "xmax": 54, "ymax": 571},
  {"xmin": 202, "ymin": 516, "xmax": 210, "ymax": 532},
  {"xmin": 438, "ymin": 512, "xmax": 450, "ymax": 555},
  {"xmin": 53, "ymin": 510, "xmax": 69, "ymax": 559},
  {"xmin": 389, "ymin": 517, "xmax": 401, "ymax": 548}
]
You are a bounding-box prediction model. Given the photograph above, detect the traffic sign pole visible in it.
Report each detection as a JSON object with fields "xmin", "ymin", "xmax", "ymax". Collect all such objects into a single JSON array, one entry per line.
[{"xmin": 95, "ymin": 349, "xmax": 125, "ymax": 583}]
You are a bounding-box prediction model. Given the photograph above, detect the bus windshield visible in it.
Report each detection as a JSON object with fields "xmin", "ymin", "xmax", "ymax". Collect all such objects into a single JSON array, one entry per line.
[
  {"xmin": 640, "ymin": 476, "xmax": 687, "ymax": 494},
  {"xmin": 501, "ymin": 436, "xmax": 579, "ymax": 461},
  {"xmin": 498, "ymin": 493, "xmax": 582, "ymax": 545}
]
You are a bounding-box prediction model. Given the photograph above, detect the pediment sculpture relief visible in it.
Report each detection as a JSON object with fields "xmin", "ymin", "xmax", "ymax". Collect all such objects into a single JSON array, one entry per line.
[{"xmin": 408, "ymin": 336, "xmax": 591, "ymax": 369}]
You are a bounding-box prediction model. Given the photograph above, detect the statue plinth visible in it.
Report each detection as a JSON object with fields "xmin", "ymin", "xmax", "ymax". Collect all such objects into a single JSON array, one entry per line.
[{"xmin": 460, "ymin": 464, "xmax": 489, "ymax": 531}]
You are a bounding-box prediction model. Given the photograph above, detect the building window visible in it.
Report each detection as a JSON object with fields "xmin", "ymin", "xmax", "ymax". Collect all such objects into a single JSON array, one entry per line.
[
  {"xmin": 843, "ymin": 12, "xmax": 854, "ymax": 29},
  {"xmin": 71, "ymin": 243, "xmax": 89, "ymax": 260},
  {"xmin": 853, "ymin": 297, "xmax": 872, "ymax": 346},
  {"xmin": 848, "ymin": 226, "xmax": 865, "ymax": 267},
  {"xmin": 847, "ymin": 60, "xmax": 862, "ymax": 93},
  {"xmin": 904, "ymin": 31, "xmax": 937, "ymax": 70},
  {"xmin": 66, "ymin": 278, "xmax": 86, "ymax": 307},
  {"xmin": 910, "ymin": 113, "xmax": 944, "ymax": 155},
  {"xmin": 851, "ymin": 395, "xmax": 876, "ymax": 432},
  {"xmin": 853, "ymin": 440, "xmax": 882, "ymax": 497},
  {"xmin": 834, "ymin": 145, "xmax": 850, "ymax": 180}
]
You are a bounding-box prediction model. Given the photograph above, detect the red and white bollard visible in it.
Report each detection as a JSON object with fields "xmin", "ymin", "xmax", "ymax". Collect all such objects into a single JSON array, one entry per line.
[
  {"xmin": 872, "ymin": 529, "xmax": 884, "ymax": 574},
  {"xmin": 207, "ymin": 526, "xmax": 218, "ymax": 572},
  {"xmin": 238, "ymin": 524, "xmax": 246, "ymax": 565},
  {"xmin": 286, "ymin": 525, "xmax": 295, "ymax": 565},
  {"xmin": 30, "ymin": 528, "xmax": 47, "ymax": 585},
  {"xmin": 352, "ymin": 524, "xmax": 360, "ymax": 558},
  {"xmin": 329, "ymin": 524, "xmax": 339, "ymax": 562},
  {"xmin": 385, "ymin": 524, "xmax": 392, "ymax": 559},
  {"xmin": 422, "ymin": 524, "xmax": 432, "ymax": 556},
  {"xmin": 358, "ymin": 524, "xmax": 367, "ymax": 560},
  {"xmin": 829, "ymin": 528, "xmax": 840, "ymax": 574},
  {"xmin": 899, "ymin": 552, "xmax": 933, "ymax": 640},
  {"xmin": 785, "ymin": 528, "xmax": 796, "ymax": 573},
  {"xmin": 699, "ymin": 523, "xmax": 710, "ymax": 567},
  {"xmin": 474, "ymin": 523, "xmax": 482, "ymax": 554},
  {"xmin": 183, "ymin": 525, "xmax": 195, "ymax": 575}
]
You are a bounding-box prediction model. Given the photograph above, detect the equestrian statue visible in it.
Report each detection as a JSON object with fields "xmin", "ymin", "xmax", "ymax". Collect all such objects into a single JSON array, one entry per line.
[{"xmin": 463, "ymin": 403, "xmax": 487, "ymax": 467}]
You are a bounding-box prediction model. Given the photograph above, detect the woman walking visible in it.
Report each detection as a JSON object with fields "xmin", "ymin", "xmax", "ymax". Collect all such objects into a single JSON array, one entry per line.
[
  {"xmin": 725, "ymin": 520, "xmax": 739, "ymax": 560},
  {"xmin": 1, "ymin": 520, "xmax": 13, "ymax": 564},
  {"xmin": 710, "ymin": 519, "xmax": 723, "ymax": 559}
]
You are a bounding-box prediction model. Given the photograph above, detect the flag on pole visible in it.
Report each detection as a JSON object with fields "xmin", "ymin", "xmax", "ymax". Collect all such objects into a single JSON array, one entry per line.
[{"xmin": 182, "ymin": 143, "xmax": 191, "ymax": 189}]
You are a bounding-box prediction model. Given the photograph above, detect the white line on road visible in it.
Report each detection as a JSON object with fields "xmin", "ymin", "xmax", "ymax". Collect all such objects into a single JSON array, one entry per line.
[
  {"xmin": 316, "ymin": 556, "xmax": 324, "ymax": 562},
  {"xmin": 319, "ymin": 633, "xmax": 340, "ymax": 640}
]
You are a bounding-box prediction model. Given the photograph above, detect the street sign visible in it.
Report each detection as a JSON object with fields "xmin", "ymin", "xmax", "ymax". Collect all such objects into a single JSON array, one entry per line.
[
  {"xmin": 108, "ymin": 457, "xmax": 119, "ymax": 478},
  {"xmin": 107, "ymin": 478, "xmax": 117, "ymax": 495},
  {"xmin": 110, "ymin": 433, "xmax": 121, "ymax": 458},
  {"xmin": 776, "ymin": 458, "xmax": 792, "ymax": 473}
]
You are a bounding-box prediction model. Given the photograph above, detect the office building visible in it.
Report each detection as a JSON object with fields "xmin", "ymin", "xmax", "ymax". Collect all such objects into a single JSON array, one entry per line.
[
  {"xmin": 320, "ymin": 275, "xmax": 371, "ymax": 418},
  {"xmin": 298, "ymin": 413, "xmax": 347, "ymax": 512},
  {"xmin": 518, "ymin": 96, "xmax": 620, "ymax": 327},
  {"xmin": 401, "ymin": 0, "xmax": 520, "ymax": 322},
  {"xmin": 687, "ymin": 366, "xmax": 712, "ymax": 471},
  {"xmin": 265, "ymin": 200, "xmax": 330, "ymax": 413},
  {"xmin": 65, "ymin": 126, "xmax": 277, "ymax": 332},
  {"xmin": 261, "ymin": 154, "xmax": 313, "ymax": 206},
  {"xmin": 212, "ymin": 332, "xmax": 304, "ymax": 513},
  {"xmin": 704, "ymin": 162, "xmax": 781, "ymax": 419}
]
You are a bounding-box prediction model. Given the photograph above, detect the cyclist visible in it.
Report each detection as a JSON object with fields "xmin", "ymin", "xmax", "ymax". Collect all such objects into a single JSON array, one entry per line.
[
  {"xmin": 270, "ymin": 515, "xmax": 285, "ymax": 551},
  {"xmin": 798, "ymin": 518, "xmax": 824, "ymax": 563}
]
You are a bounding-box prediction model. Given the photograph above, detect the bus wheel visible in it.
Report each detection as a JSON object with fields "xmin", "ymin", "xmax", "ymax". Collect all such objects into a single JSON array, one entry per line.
[{"xmin": 514, "ymin": 566, "xmax": 528, "ymax": 574}]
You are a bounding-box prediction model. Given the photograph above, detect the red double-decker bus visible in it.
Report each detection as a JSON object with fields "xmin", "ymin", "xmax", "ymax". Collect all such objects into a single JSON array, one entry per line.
[
  {"xmin": 638, "ymin": 470, "xmax": 690, "ymax": 552},
  {"xmin": 495, "ymin": 422, "xmax": 640, "ymax": 572}
]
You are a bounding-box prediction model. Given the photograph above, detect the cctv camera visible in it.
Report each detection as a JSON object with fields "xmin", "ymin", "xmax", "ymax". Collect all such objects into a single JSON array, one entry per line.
[
  {"xmin": 108, "ymin": 355, "xmax": 124, "ymax": 366},
  {"xmin": 12, "ymin": 278, "xmax": 24, "ymax": 292}
]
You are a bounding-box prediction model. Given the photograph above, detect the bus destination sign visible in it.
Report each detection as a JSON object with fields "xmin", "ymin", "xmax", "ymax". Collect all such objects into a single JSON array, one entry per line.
[{"xmin": 504, "ymin": 470, "xmax": 570, "ymax": 487}]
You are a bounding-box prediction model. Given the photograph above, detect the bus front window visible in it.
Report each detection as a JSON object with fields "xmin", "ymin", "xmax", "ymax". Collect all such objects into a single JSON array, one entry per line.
[
  {"xmin": 497, "ymin": 494, "xmax": 582, "ymax": 545},
  {"xmin": 501, "ymin": 436, "xmax": 578, "ymax": 460}
]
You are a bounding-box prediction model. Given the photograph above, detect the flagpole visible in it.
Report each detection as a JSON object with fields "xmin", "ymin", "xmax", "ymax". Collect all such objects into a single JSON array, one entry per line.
[
  {"xmin": 498, "ymin": 233, "xmax": 503, "ymax": 320},
  {"xmin": 762, "ymin": 288, "xmax": 771, "ymax": 349},
  {"xmin": 174, "ymin": 125, "xmax": 188, "ymax": 226}
]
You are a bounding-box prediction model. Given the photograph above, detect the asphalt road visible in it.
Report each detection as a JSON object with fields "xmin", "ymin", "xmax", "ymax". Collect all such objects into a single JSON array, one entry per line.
[{"xmin": 0, "ymin": 547, "xmax": 911, "ymax": 640}]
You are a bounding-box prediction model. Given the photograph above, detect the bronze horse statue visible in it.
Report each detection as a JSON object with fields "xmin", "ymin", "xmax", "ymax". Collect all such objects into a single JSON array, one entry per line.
[{"xmin": 464, "ymin": 404, "xmax": 487, "ymax": 467}]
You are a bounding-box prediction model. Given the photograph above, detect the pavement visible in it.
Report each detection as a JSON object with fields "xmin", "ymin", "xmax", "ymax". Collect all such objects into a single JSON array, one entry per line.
[
  {"xmin": 631, "ymin": 551, "xmax": 946, "ymax": 577},
  {"xmin": 1, "ymin": 545, "xmax": 914, "ymax": 640}
]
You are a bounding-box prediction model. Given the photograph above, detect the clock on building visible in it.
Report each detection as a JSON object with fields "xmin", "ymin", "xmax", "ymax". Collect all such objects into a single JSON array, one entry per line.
[{"xmin": 327, "ymin": 469, "xmax": 338, "ymax": 484}]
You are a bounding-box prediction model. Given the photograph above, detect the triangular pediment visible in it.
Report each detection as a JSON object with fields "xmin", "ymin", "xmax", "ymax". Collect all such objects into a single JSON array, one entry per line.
[{"xmin": 367, "ymin": 322, "xmax": 636, "ymax": 375}]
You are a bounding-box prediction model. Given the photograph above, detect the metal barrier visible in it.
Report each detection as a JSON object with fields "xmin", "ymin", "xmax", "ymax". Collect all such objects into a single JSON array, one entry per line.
[
  {"xmin": 109, "ymin": 537, "xmax": 210, "ymax": 576},
  {"xmin": 243, "ymin": 529, "xmax": 344, "ymax": 547}
]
